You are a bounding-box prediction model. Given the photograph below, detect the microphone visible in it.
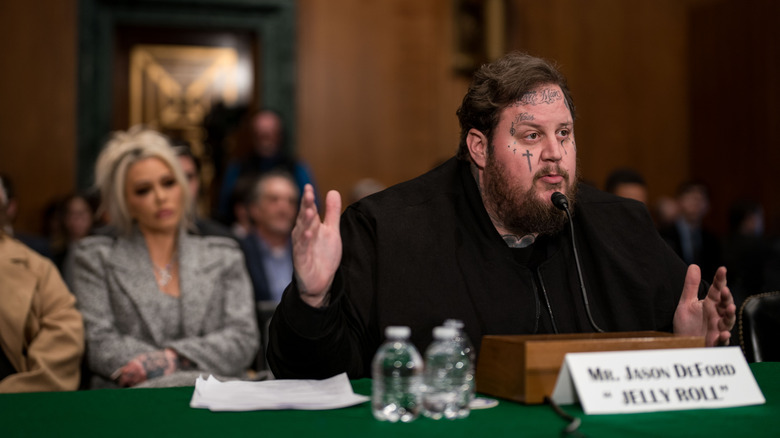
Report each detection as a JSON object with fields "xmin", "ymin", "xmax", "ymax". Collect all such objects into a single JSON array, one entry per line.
[
  {"xmin": 551, "ymin": 192, "xmax": 605, "ymax": 333},
  {"xmin": 551, "ymin": 191, "xmax": 569, "ymax": 211}
]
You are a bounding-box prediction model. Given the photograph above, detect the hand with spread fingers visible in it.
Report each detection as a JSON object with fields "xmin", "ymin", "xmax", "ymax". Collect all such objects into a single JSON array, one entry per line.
[
  {"xmin": 292, "ymin": 185, "xmax": 343, "ymax": 308},
  {"xmin": 673, "ymin": 265, "xmax": 736, "ymax": 347}
]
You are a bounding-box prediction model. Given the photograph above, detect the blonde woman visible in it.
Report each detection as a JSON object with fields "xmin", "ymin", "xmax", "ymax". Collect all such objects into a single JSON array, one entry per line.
[{"xmin": 73, "ymin": 126, "xmax": 258, "ymax": 388}]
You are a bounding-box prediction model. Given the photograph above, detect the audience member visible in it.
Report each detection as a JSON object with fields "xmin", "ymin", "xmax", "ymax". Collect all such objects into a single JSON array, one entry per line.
[
  {"xmin": 72, "ymin": 126, "xmax": 259, "ymax": 388},
  {"xmin": 0, "ymin": 173, "xmax": 52, "ymax": 258},
  {"xmin": 172, "ymin": 142, "xmax": 233, "ymax": 239},
  {"xmin": 267, "ymin": 52, "xmax": 734, "ymax": 380},
  {"xmin": 659, "ymin": 181, "xmax": 723, "ymax": 281},
  {"xmin": 348, "ymin": 178, "xmax": 387, "ymax": 205},
  {"xmin": 239, "ymin": 171, "xmax": 299, "ymax": 304},
  {"xmin": 41, "ymin": 198, "xmax": 62, "ymax": 246},
  {"xmin": 61, "ymin": 193, "xmax": 97, "ymax": 242},
  {"xmin": 227, "ymin": 174, "xmax": 256, "ymax": 239},
  {"xmin": 239, "ymin": 171, "xmax": 299, "ymax": 372},
  {"xmin": 722, "ymin": 200, "xmax": 779, "ymax": 305},
  {"xmin": 51, "ymin": 192, "xmax": 98, "ymax": 287},
  {"xmin": 604, "ymin": 167, "xmax": 648, "ymax": 205},
  {"xmin": 216, "ymin": 110, "xmax": 318, "ymax": 222},
  {"xmin": 653, "ymin": 195, "xmax": 680, "ymax": 230},
  {"xmin": 0, "ymin": 177, "xmax": 84, "ymax": 393}
]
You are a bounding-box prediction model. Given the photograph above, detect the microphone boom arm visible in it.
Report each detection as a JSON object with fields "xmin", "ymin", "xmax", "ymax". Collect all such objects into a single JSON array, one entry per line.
[{"xmin": 551, "ymin": 191, "xmax": 605, "ymax": 333}]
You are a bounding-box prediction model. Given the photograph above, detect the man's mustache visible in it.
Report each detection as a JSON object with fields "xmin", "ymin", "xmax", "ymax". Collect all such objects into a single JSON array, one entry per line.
[{"xmin": 533, "ymin": 166, "xmax": 569, "ymax": 182}]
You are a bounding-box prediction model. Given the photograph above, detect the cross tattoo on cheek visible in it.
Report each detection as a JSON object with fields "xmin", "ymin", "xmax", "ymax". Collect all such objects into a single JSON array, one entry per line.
[{"xmin": 522, "ymin": 150, "xmax": 533, "ymax": 172}]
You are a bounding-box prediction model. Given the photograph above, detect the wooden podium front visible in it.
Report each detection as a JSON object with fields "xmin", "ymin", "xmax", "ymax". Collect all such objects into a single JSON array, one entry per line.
[{"xmin": 475, "ymin": 331, "xmax": 704, "ymax": 404}]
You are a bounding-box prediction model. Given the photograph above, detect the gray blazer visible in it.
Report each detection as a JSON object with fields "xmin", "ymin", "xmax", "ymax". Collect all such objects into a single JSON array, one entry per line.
[{"xmin": 72, "ymin": 229, "xmax": 259, "ymax": 388}]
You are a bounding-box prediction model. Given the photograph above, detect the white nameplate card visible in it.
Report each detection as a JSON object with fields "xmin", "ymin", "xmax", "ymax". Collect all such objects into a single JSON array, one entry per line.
[{"xmin": 551, "ymin": 347, "xmax": 765, "ymax": 414}]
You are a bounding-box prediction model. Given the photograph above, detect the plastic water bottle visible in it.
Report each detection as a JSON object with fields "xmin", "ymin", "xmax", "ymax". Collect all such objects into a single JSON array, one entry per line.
[
  {"xmin": 444, "ymin": 319, "xmax": 476, "ymax": 416},
  {"xmin": 422, "ymin": 326, "xmax": 472, "ymax": 420},
  {"xmin": 371, "ymin": 326, "xmax": 423, "ymax": 422}
]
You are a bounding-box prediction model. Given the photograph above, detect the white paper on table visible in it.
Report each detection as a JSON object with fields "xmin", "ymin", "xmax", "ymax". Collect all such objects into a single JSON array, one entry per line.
[{"xmin": 189, "ymin": 372, "xmax": 370, "ymax": 412}]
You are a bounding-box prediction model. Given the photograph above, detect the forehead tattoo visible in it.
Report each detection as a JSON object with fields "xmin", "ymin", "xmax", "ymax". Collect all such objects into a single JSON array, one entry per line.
[{"xmin": 511, "ymin": 87, "xmax": 564, "ymax": 107}]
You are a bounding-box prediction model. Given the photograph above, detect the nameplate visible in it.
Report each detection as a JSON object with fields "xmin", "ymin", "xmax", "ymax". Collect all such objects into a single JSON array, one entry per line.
[{"xmin": 551, "ymin": 347, "xmax": 765, "ymax": 414}]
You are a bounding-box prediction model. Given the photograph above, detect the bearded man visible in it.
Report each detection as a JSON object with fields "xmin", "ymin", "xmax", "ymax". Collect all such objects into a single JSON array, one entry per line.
[{"xmin": 267, "ymin": 52, "xmax": 735, "ymax": 379}]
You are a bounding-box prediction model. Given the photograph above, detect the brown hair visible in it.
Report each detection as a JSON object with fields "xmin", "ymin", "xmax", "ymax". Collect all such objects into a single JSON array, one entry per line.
[{"xmin": 456, "ymin": 52, "xmax": 576, "ymax": 160}]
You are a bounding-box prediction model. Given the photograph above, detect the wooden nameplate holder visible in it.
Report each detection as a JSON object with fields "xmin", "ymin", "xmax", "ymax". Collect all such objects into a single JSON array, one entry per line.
[{"xmin": 475, "ymin": 331, "xmax": 704, "ymax": 404}]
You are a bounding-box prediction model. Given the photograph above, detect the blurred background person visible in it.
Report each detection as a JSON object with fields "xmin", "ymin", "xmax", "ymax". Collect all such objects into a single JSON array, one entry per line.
[
  {"xmin": 216, "ymin": 109, "xmax": 318, "ymax": 222},
  {"xmin": 226, "ymin": 174, "xmax": 256, "ymax": 239},
  {"xmin": 604, "ymin": 167, "xmax": 648, "ymax": 205},
  {"xmin": 172, "ymin": 141, "xmax": 233, "ymax": 239},
  {"xmin": 653, "ymin": 195, "xmax": 680, "ymax": 230},
  {"xmin": 239, "ymin": 171, "xmax": 299, "ymax": 305},
  {"xmin": 51, "ymin": 192, "xmax": 99, "ymax": 287},
  {"xmin": 722, "ymin": 199, "xmax": 780, "ymax": 306},
  {"xmin": 238, "ymin": 171, "xmax": 298, "ymax": 371},
  {"xmin": 0, "ymin": 173, "xmax": 52, "ymax": 258},
  {"xmin": 72, "ymin": 126, "xmax": 258, "ymax": 389},
  {"xmin": 348, "ymin": 177, "xmax": 386, "ymax": 206},
  {"xmin": 0, "ymin": 176, "xmax": 84, "ymax": 393},
  {"xmin": 659, "ymin": 180, "xmax": 723, "ymax": 281}
]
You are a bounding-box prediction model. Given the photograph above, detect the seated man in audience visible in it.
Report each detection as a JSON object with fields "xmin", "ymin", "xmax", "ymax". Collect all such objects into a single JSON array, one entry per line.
[
  {"xmin": 217, "ymin": 110, "xmax": 318, "ymax": 222},
  {"xmin": 659, "ymin": 181, "xmax": 723, "ymax": 282},
  {"xmin": 604, "ymin": 167, "xmax": 648, "ymax": 205},
  {"xmin": 0, "ymin": 177, "xmax": 84, "ymax": 393},
  {"xmin": 240, "ymin": 171, "xmax": 299, "ymax": 304},
  {"xmin": 267, "ymin": 52, "xmax": 735, "ymax": 380}
]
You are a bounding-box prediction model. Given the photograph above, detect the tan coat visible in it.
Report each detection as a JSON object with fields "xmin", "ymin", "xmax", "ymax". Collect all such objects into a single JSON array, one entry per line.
[{"xmin": 0, "ymin": 235, "xmax": 84, "ymax": 392}]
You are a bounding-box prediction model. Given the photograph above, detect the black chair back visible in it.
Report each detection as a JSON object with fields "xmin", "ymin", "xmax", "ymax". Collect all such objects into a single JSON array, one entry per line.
[{"xmin": 739, "ymin": 291, "xmax": 780, "ymax": 362}]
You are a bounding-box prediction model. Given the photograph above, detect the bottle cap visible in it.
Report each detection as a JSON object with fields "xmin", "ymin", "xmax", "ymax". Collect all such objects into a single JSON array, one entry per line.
[
  {"xmin": 432, "ymin": 326, "xmax": 457, "ymax": 340},
  {"xmin": 444, "ymin": 319, "xmax": 464, "ymax": 329},
  {"xmin": 385, "ymin": 326, "xmax": 411, "ymax": 339}
]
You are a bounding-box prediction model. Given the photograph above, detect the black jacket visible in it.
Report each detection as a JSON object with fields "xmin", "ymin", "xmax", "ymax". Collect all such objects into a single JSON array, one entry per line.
[{"xmin": 268, "ymin": 158, "xmax": 698, "ymax": 379}]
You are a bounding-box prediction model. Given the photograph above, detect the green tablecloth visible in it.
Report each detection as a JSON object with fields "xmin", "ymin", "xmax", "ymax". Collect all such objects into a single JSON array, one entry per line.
[{"xmin": 2, "ymin": 362, "xmax": 778, "ymax": 437}]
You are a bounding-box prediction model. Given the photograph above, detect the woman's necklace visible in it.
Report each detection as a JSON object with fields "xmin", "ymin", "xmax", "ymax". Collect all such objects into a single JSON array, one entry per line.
[
  {"xmin": 155, "ymin": 262, "xmax": 173, "ymax": 287},
  {"xmin": 154, "ymin": 251, "xmax": 176, "ymax": 288}
]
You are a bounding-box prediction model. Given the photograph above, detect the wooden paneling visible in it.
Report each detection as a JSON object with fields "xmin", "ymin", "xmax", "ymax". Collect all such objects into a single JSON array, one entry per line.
[
  {"xmin": 689, "ymin": 0, "xmax": 780, "ymax": 235},
  {"xmin": 2, "ymin": 0, "xmax": 776, "ymax": 239},
  {"xmin": 0, "ymin": 1, "xmax": 77, "ymax": 235},
  {"xmin": 296, "ymin": 0, "xmax": 468, "ymax": 202}
]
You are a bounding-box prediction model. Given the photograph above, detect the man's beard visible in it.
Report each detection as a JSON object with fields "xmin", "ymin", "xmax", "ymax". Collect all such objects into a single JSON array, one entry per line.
[{"xmin": 482, "ymin": 152, "xmax": 578, "ymax": 237}]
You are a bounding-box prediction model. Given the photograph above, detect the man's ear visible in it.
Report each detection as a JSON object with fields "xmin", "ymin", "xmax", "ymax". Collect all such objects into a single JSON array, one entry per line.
[{"xmin": 466, "ymin": 128, "xmax": 489, "ymax": 168}]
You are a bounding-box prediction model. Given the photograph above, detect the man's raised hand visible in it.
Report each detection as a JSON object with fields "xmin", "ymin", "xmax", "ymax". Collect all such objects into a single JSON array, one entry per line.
[
  {"xmin": 673, "ymin": 265, "xmax": 736, "ymax": 347},
  {"xmin": 292, "ymin": 185, "xmax": 342, "ymax": 308}
]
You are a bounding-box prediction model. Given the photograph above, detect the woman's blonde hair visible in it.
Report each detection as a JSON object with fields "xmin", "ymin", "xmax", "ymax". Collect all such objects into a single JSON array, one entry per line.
[{"xmin": 94, "ymin": 126, "xmax": 192, "ymax": 235}]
